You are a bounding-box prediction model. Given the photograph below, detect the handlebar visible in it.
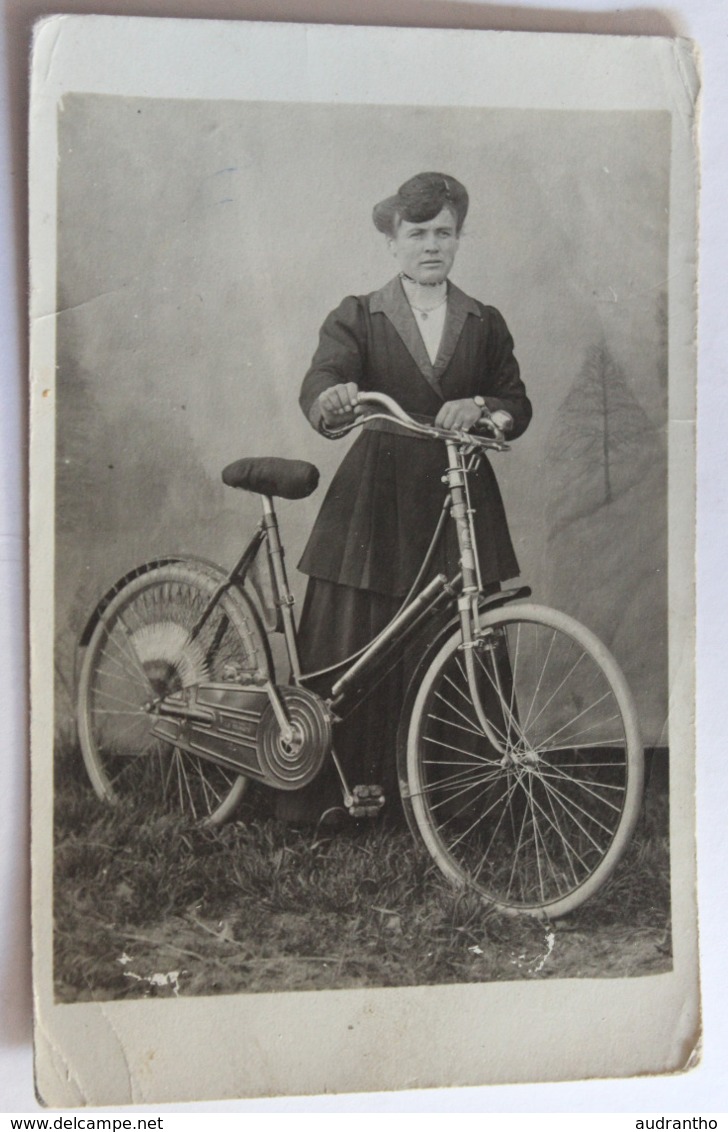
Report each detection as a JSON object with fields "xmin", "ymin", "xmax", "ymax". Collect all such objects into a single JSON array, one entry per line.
[{"xmin": 322, "ymin": 391, "xmax": 510, "ymax": 452}]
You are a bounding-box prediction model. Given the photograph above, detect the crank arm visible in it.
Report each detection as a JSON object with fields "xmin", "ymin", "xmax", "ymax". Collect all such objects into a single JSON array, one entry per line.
[{"xmin": 262, "ymin": 680, "xmax": 295, "ymax": 744}]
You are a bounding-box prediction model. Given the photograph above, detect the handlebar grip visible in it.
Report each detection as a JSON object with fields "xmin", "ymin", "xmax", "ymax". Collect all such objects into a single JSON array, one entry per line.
[
  {"xmin": 473, "ymin": 416, "xmax": 505, "ymax": 442},
  {"xmin": 355, "ymin": 391, "xmax": 417, "ymax": 426}
]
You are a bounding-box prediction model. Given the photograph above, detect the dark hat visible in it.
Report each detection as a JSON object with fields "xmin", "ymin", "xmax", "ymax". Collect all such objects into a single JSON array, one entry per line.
[{"xmin": 372, "ymin": 172, "xmax": 469, "ymax": 236}]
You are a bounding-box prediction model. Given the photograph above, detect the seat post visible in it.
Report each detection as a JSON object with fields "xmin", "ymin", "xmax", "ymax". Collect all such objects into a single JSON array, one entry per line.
[{"xmin": 259, "ymin": 495, "xmax": 301, "ymax": 681}]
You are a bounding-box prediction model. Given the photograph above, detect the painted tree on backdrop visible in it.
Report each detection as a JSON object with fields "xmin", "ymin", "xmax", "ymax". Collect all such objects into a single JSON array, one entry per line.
[
  {"xmin": 546, "ymin": 340, "xmax": 662, "ymax": 538},
  {"xmin": 542, "ymin": 338, "xmax": 667, "ymax": 746}
]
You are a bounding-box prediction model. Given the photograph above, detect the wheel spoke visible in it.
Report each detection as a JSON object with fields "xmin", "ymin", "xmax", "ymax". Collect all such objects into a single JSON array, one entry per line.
[
  {"xmin": 529, "ymin": 784, "xmax": 575, "ymax": 896},
  {"xmin": 477, "ymin": 642, "xmax": 524, "ymax": 750},
  {"xmin": 540, "ymin": 773, "xmax": 583, "ymax": 887},
  {"xmin": 521, "ymin": 650, "xmax": 587, "ymax": 737},
  {"xmin": 452, "ymin": 657, "xmax": 512, "ymax": 747},
  {"xmin": 534, "ymin": 690, "xmax": 614, "ymax": 751},
  {"xmin": 422, "ymin": 731, "xmax": 499, "ymax": 766},
  {"xmin": 163, "ymin": 744, "xmax": 179, "ymax": 801},
  {"xmin": 108, "ymin": 620, "xmax": 158, "ymax": 691},
  {"xmin": 541, "ymin": 747, "xmax": 634, "ymax": 765},
  {"xmin": 90, "ymin": 705, "xmax": 146, "ymax": 717},
  {"xmin": 525, "ymin": 776, "xmax": 548, "ymax": 904},
  {"xmin": 539, "ymin": 763, "xmax": 626, "ymax": 813},
  {"xmin": 427, "ymin": 711, "xmax": 488, "ymax": 740},
  {"xmin": 472, "ymin": 650, "xmax": 528, "ymax": 749},
  {"xmin": 471, "ymin": 773, "xmax": 524, "ymax": 883},
  {"xmin": 437, "ymin": 677, "xmax": 480, "ymax": 729},
  {"xmin": 521, "ymin": 626, "xmax": 558, "ymax": 733},
  {"xmin": 174, "ymin": 752, "xmax": 186, "ymax": 813},
  {"xmin": 503, "ymin": 782, "xmax": 535, "ymax": 901},
  {"xmin": 521, "ymin": 778, "xmax": 594, "ymax": 877},
  {"xmin": 423, "ymin": 756, "xmax": 501, "ymax": 769},
  {"xmin": 523, "ymin": 790, "xmax": 590, "ymax": 892},
  {"xmin": 191, "ymin": 758, "xmax": 223, "ymax": 813},
  {"xmin": 538, "ymin": 761, "xmax": 622, "ymax": 835},
  {"xmin": 90, "ymin": 686, "xmax": 149, "ymax": 711},
  {"xmin": 94, "ymin": 712, "xmax": 150, "ymax": 743},
  {"xmin": 536, "ymin": 773, "xmax": 613, "ymax": 852},
  {"xmin": 436, "ymin": 775, "xmax": 517, "ymax": 846},
  {"xmin": 425, "ymin": 765, "xmax": 507, "ymax": 809},
  {"xmin": 535, "ymin": 712, "xmax": 623, "ymax": 750},
  {"xmin": 94, "ymin": 656, "xmax": 151, "ymax": 693},
  {"xmin": 177, "ymin": 753, "xmax": 199, "ymax": 821}
]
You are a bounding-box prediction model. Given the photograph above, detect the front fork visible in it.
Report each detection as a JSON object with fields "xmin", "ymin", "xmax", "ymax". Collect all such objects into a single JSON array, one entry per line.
[
  {"xmin": 461, "ymin": 619, "xmax": 525, "ymax": 759},
  {"xmin": 444, "ymin": 441, "xmax": 522, "ymax": 758}
]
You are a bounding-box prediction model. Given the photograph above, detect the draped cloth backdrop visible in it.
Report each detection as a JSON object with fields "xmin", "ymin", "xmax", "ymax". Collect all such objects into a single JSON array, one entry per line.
[{"xmin": 54, "ymin": 97, "xmax": 669, "ymax": 748}]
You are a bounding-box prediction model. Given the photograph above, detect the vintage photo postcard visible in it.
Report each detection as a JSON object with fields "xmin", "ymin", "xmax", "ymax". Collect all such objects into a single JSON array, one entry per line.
[{"xmin": 29, "ymin": 16, "xmax": 699, "ymax": 1107}]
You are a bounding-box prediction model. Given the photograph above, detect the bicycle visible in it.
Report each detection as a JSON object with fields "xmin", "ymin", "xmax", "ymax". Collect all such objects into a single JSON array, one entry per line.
[{"xmin": 76, "ymin": 392, "xmax": 644, "ymax": 918}]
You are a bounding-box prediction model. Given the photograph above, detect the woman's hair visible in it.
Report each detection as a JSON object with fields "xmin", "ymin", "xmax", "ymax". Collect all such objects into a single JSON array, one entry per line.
[{"xmin": 372, "ymin": 172, "xmax": 469, "ymax": 237}]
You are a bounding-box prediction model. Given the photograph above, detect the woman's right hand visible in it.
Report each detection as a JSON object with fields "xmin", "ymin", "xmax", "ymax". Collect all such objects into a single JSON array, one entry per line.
[{"xmin": 318, "ymin": 383, "xmax": 364, "ymax": 427}]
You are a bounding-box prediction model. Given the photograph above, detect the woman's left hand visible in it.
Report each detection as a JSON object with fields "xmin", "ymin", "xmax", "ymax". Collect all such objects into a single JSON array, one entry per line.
[{"xmin": 435, "ymin": 399, "xmax": 483, "ymax": 431}]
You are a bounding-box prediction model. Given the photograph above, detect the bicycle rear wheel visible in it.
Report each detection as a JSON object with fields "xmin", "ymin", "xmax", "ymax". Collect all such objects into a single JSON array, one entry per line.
[
  {"xmin": 402, "ymin": 603, "xmax": 643, "ymax": 917},
  {"xmin": 77, "ymin": 561, "xmax": 271, "ymax": 824}
]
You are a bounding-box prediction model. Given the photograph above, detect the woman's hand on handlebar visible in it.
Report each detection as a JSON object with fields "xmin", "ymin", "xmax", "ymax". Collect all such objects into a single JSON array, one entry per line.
[
  {"xmin": 320, "ymin": 390, "xmax": 509, "ymax": 449},
  {"xmin": 434, "ymin": 399, "xmax": 483, "ymax": 432},
  {"xmin": 318, "ymin": 383, "xmax": 366, "ymax": 428}
]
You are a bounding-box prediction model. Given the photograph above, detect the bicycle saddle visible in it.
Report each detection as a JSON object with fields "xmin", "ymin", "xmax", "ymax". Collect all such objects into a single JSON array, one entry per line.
[{"xmin": 222, "ymin": 457, "xmax": 320, "ymax": 500}]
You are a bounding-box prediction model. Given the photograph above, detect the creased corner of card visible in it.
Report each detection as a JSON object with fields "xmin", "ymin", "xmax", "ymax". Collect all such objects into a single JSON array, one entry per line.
[
  {"xmin": 30, "ymin": 15, "xmax": 70, "ymax": 95},
  {"xmin": 672, "ymin": 36, "xmax": 702, "ymax": 120},
  {"xmin": 34, "ymin": 1003, "xmax": 136, "ymax": 1109}
]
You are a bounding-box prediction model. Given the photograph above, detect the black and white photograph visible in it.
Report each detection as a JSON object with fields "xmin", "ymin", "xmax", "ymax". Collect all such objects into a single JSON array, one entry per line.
[{"xmin": 27, "ymin": 15, "xmax": 699, "ymax": 1107}]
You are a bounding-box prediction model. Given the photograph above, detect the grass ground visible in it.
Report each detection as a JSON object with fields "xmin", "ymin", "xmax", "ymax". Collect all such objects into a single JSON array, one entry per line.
[{"xmin": 53, "ymin": 746, "xmax": 671, "ymax": 1001}]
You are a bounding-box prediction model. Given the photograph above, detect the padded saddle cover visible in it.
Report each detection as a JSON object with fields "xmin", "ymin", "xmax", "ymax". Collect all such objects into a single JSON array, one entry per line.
[{"xmin": 222, "ymin": 456, "xmax": 320, "ymax": 500}]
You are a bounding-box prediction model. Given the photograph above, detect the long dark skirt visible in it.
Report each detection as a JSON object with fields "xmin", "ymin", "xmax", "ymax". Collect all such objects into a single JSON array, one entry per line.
[{"xmin": 275, "ymin": 576, "xmax": 498, "ymax": 823}]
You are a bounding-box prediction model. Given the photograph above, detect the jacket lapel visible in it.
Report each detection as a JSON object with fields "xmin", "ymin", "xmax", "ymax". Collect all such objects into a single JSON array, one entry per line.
[
  {"xmin": 370, "ymin": 277, "xmax": 437, "ymax": 393},
  {"xmin": 434, "ymin": 282, "xmax": 482, "ymax": 375},
  {"xmin": 369, "ymin": 277, "xmax": 481, "ymax": 400}
]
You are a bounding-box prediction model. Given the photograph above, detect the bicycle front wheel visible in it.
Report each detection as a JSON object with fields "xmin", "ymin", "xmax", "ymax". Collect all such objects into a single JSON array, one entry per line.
[
  {"xmin": 403, "ymin": 603, "xmax": 643, "ymax": 917},
  {"xmin": 77, "ymin": 561, "xmax": 271, "ymax": 825}
]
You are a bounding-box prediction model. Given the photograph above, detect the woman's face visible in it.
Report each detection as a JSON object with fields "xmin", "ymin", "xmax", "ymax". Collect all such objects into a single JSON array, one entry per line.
[{"xmin": 387, "ymin": 206, "xmax": 460, "ymax": 284}]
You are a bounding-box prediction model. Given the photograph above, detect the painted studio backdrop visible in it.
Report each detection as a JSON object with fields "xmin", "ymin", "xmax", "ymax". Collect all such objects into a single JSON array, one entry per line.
[{"xmin": 55, "ymin": 96, "xmax": 669, "ymax": 750}]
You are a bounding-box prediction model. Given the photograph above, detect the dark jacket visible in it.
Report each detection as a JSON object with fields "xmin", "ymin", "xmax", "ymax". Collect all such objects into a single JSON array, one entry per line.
[{"xmin": 298, "ymin": 276, "xmax": 532, "ymax": 596}]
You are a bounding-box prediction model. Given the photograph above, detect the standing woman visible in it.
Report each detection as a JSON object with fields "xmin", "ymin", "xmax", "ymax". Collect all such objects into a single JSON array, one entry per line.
[{"xmin": 280, "ymin": 172, "xmax": 532, "ymax": 823}]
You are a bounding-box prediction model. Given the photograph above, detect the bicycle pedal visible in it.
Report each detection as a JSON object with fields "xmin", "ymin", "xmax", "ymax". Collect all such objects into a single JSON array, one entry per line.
[
  {"xmin": 347, "ymin": 785, "xmax": 385, "ymax": 817},
  {"xmin": 348, "ymin": 805, "xmax": 384, "ymax": 818}
]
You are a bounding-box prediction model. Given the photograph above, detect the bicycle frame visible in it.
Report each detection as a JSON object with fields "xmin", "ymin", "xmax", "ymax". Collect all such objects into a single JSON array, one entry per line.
[
  {"xmin": 76, "ymin": 392, "xmax": 644, "ymax": 914},
  {"xmin": 190, "ymin": 500, "xmax": 453, "ymax": 698},
  {"xmin": 187, "ymin": 420, "xmax": 519, "ymax": 755}
]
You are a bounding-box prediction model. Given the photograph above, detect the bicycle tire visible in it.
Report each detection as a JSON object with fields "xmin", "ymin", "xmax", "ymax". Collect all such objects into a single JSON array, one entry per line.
[
  {"xmin": 401, "ymin": 602, "xmax": 643, "ymax": 917},
  {"xmin": 77, "ymin": 560, "xmax": 272, "ymax": 825}
]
